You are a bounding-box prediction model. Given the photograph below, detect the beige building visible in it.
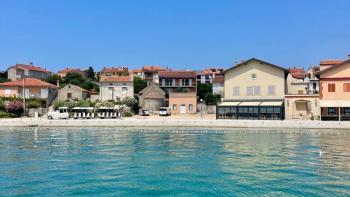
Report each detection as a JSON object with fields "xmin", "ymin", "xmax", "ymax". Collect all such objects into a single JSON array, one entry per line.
[
  {"xmin": 99, "ymin": 76, "xmax": 133, "ymax": 102},
  {"xmin": 218, "ymin": 58, "xmax": 287, "ymax": 120},
  {"xmin": 169, "ymin": 92, "xmax": 197, "ymax": 114},
  {"xmin": 284, "ymin": 67, "xmax": 320, "ymax": 120},
  {"xmin": 7, "ymin": 64, "xmax": 51, "ymax": 81},
  {"xmin": 319, "ymin": 58, "xmax": 350, "ymax": 121},
  {"xmin": 139, "ymin": 82, "xmax": 166, "ymax": 112},
  {"xmin": 57, "ymin": 84, "xmax": 90, "ymax": 101}
]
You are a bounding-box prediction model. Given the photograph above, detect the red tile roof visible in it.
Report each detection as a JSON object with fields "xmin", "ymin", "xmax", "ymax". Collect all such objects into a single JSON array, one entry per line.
[
  {"xmin": 159, "ymin": 70, "xmax": 196, "ymax": 78},
  {"xmin": 289, "ymin": 68, "xmax": 305, "ymax": 79},
  {"xmin": 101, "ymin": 67, "xmax": 128, "ymax": 73},
  {"xmin": 0, "ymin": 78, "xmax": 58, "ymax": 88},
  {"xmin": 130, "ymin": 69, "xmax": 142, "ymax": 74},
  {"xmin": 13, "ymin": 64, "xmax": 50, "ymax": 73},
  {"xmin": 142, "ymin": 66, "xmax": 169, "ymax": 72},
  {"xmin": 319, "ymin": 60, "xmax": 343, "ymax": 66},
  {"xmin": 100, "ymin": 76, "xmax": 132, "ymax": 82},
  {"xmin": 58, "ymin": 68, "xmax": 83, "ymax": 74}
]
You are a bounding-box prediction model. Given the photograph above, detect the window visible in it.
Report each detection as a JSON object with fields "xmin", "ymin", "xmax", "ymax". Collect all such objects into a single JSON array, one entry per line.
[
  {"xmin": 4, "ymin": 89, "xmax": 11, "ymax": 95},
  {"xmin": 328, "ymin": 84, "xmax": 335, "ymax": 92},
  {"xmin": 313, "ymin": 83, "xmax": 317, "ymax": 90},
  {"xmin": 67, "ymin": 93, "xmax": 72, "ymax": 99},
  {"xmin": 181, "ymin": 79, "xmax": 190, "ymax": 86},
  {"xmin": 246, "ymin": 86, "xmax": 253, "ymax": 96},
  {"xmin": 254, "ymin": 86, "xmax": 261, "ymax": 96},
  {"xmin": 344, "ymin": 108, "xmax": 350, "ymax": 115},
  {"xmin": 189, "ymin": 104, "xmax": 193, "ymax": 111},
  {"xmin": 233, "ymin": 86, "xmax": 240, "ymax": 96},
  {"xmin": 173, "ymin": 104, "xmax": 177, "ymax": 111},
  {"xmin": 328, "ymin": 107, "xmax": 336, "ymax": 115},
  {"xmin": 165, "ymin": 79, "xmax": 173, "ymax": 86},
  {"xmin": 268, "ymin": 86, "xmax": 275, "ymax": 96},
  {"xmin": 122, "ymin": 87, "xmax": 127, "ymax": 94},
  {"xmin": 123, "ymin": 83, "xmax": 127, "ymax": 86},
  {"xmin": 344, "ymin": 83, "xmax": 350, "ymax": 92}
]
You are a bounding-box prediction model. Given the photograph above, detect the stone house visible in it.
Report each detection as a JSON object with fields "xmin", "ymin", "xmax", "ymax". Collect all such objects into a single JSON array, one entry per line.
[
  {"xmin": 57, "ymin": 84, "xmax": 90, "ymax": 101},
  {"xmin": 139, "ymin": 82, "xmax": 166, "ymax": 111},
  {"xmin": 7, "ymin": 63, "xmax": 51, "ymax": 81},
  {"xmin": 99, "ymin": 76, "xmax": 134, "ymax": 102}
]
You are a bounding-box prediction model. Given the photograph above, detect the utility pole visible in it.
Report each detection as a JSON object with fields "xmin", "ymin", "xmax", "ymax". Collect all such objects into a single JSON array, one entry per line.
[{"xmin": 22, "ymin": 77, "xmax": 26, "ymax": 117}]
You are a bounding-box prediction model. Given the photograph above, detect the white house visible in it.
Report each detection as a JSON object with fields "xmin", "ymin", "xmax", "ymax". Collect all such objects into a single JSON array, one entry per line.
[{"xmin": 99, "ymin": 76, "xmax": 134, "ymax": 102}]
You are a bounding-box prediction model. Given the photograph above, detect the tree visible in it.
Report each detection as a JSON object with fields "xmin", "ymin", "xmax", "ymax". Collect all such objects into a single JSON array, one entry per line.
[
  {"xmin": 86, "ymin": 66, "xmax": 96, "ymax": 80},
  {"xmin": 45, "ymin": 74, "xmax": 63, "ymax": 87},
  {"xmin": 122, "ymin": 96, "xmax": 139, "ymax": 114},
  {"xmin": 197, "ymin": 83, "xmax": 212, "ymax": 100},
  {"xmin": 133, "ymin": 76, "xmax": 147, "ymax": 94}
]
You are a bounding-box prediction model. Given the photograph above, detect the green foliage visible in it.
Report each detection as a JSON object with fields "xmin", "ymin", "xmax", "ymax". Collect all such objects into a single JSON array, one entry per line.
[
  {"xmin": 45, "ymin": 74, "xmax": 63, "ymax": 87},
  {"xmin": 27, "ymin": 100, "xmax": 42, "ymax": 108},
  {"xmin": 64, "ymin": 72, "xmax": 99, "ymax": 92},
  {"xmin": 0, "ymin": 98, "xmax": 5, "ymax": 111},
  {"xmin": 5, "ymin": 100, "xmax": 23, "ymax": 115},
  {"xmin": 86, "ymin": 66, "xmax": 96, "ymax": 80},
  {"xmin": 134, "ymin": 77, "xmax": 147, "ymax": 94},
  {"xmin": 122, "ymin": 96, "xmax": 139, "ymax": 114},
  {"xmin": 122, "ymin": 111, "xmax": 132, "ymax": 117},
  {"xmin": 0, "ymin": 111, "xmax": 16, "ymax": 118},
  {"xmin": 0, "ymin": 71, "xmax": 9, "ymax": 83},
  {"xmin": 77, "ymin": 99, "xmax": 92, "ymax": 107},
  {"xmin": 197, "ymin": 83, "xmax": 212, "ymax": 100},
  {"xmin": 95, "ymin": 100, "xmax": 115, "ymax": 108},
  {"xmin": 0, "ymin": 78, "xmax": 10, "ymax": 83},
  {"xmin": 204, "ymin": 93, "xmax": 221, "ymax": 105},
  {"xmin": 53, "ymin": 100, "xmax": 65, "ymax": 110},
  {"xmin": 174, "ymin": 87, "xmax": 189, "ymax": 93}
]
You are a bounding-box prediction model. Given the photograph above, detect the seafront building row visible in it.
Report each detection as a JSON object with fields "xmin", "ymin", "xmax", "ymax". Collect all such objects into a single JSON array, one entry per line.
[{"xmin": 0, "ymin": 54, "xmax": 349, "ymax": 121}]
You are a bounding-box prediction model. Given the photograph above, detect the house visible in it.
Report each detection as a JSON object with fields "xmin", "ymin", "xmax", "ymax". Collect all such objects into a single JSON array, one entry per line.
[
  {"xmin": 58, "ymin": 68, "xmax": 87, "ymax": 78},
  {"xmin": 212, "ymin": 75, "xmax": 224, "ymax": 97},
  {"xmin": 139, "ymin": 82, "xmax": 166, "ymax": 111},
  {"xmin": 318, "ymin": 57, "xmax": 350, "ymax": 121},
  {"xmin": 159, "ymin": 70, "xmax": 197, "ymax": 114},
  {"xmin": 0, "ymin": 78, "xmax": 58, "ymax": 105},
  {"xmin": 141, "ymin": 66, "xmax": 170, "ymax": 84},
  {"xmin": 217, "ymin": 58, "xmax": 288, "ymax": 120},
  {"xmin": 196, "ymin": 68, "xmax": 224, "ymax": 84},
  {"xmin": 284, "ymin": 67, "xmax": 320, "ymax": 120},
  {"xmin": 99, "ymin": 76, "xmax": 133, "ymax": 102},
  {"xmin": 57, "ymin": 84, "xmax": 90, "ymax": 101},
  {"xmin": 99, "ymin": 67, "xmax": 129, "ymax": 77},
  {"xmin": 130, "ymin": 69, "xmax": 142, "ymax": 78},
  {"xmin": 7, "ymin": 63, "xmax": 51, "ymax": 81}
]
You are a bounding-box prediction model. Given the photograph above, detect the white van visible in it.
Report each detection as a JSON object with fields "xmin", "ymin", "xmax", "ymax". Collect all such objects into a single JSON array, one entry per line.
[{"xmin": 47, "ymin": 107, "xmax": 69, "ymax": 120}]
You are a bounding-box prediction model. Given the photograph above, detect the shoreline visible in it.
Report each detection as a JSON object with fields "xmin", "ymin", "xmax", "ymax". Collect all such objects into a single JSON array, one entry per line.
[{"xmin": 0, "ymin": 117, "xmax": 350, "ymax": 129}]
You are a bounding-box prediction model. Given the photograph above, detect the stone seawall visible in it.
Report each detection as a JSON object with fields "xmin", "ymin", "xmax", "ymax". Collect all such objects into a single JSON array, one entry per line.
[{"xmin": 1, "ymin": 118, "xmax": 350, "ymax": 129}]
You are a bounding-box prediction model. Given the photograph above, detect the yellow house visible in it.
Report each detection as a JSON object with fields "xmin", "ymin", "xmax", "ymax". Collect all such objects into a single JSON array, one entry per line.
[{"xmin": 217, "ymin": 58, "xmax": 288, "ymax": 120}]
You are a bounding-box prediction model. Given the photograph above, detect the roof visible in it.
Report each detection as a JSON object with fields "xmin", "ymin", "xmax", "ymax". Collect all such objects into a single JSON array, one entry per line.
[
  {"xmin": 224, "ymin": 58, "xmax": 288, "ymax": 74},
  {"xmin": 130, "ymin": 69, "xmax": 142, "ymax": 74},
  {"xmin": 11, "ymin": 64, "xmax": 50, "ymax": 73},
  {"xmin": 58, "ymin": 68, "xmax": 83, "ymax": 74},
  {"xmin": 213, "ymin": 76, "xmax": 224, "ymax": 83},
  {"xmin": 100, "ymin": 67, "xmax": 128, "ymax": 73},
  {"xmin": 318, "ymin": 59, "xmax": 350, "ymax": 75},
  {"xmin": 289, "ymin": 68, "xmax": 305, "ymax": 79},
  {"xmin": 59, "ymin": 84, "xmax": 89, "ymax": 92},
  {"xmin": 100, "ymin": 76, "xmax": 132, "ymax": 82},
  {"xmin": 159, "ymin": 70, "xmax": 196, "ymax": 78},
  {"xmin": 139, "ymin": 83, "xmax": 165, "ymax": 99},
  {"xmin": 319, "ymin": 60, "xmax": 343, "ymax": 66},
  {"xmin": 0, "ymin": 78, "xmax": 58, "ymax": 88},
  {"xmin": 142, "ymin": 66, "xmax": 169, "ymax": 72}
]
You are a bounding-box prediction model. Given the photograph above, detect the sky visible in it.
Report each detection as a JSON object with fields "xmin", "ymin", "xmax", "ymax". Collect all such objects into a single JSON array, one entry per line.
[{"xmin": 0, "ymin": 0, "xmax": 349, "ymax": 72}]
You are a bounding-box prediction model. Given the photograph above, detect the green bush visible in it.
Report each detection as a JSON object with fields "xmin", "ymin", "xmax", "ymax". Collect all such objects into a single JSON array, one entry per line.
[
  {"xmin": 77, "ymin": 99, "xmax": 92, "ymax": 107},
  {"xmin": 122, "ymin": 111, "xmax": 133, "ymax": 117},
  {"xmin": 53, "ymin": 100, "xmax": 65, "ymax": 110},
  {"xmin": 27, "ymin": 100, "xmax": 42, "ymax": 108},
  {"xmin": 122, "ymin": 97, "xmax": 139, "ymax": 114},
  {"xmin": 0, "ymin": 111, "xmax": 16, "ymax": 118},
  {"xmin": 0, "ymin": 98, "xmax": 5, "ymax": 111}
]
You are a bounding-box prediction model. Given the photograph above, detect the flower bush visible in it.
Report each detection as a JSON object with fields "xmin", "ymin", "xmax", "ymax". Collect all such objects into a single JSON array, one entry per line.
[{"xmin": 5, "ymin": 100, "xmax": 23, "ymax": 116}]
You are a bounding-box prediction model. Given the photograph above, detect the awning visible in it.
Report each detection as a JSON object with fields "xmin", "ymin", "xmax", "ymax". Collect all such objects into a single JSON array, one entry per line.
[
  {"xmin": 320, "ymin": 100, "xmax": 350, "ymax": 107},
  {"xmin": 218, "ymin": 102, "xmax": 240, "ymax": 106},
  {"xmin": 295, "ymin": 99, "xmax": 311, "ymax": 103},
  {"xmin": 238, "ymin": 102, "xmax": 261, "ymax": 106},
  {"xmin": 259, "ymin": 101, "xmax": 283, "ymax": 106}
]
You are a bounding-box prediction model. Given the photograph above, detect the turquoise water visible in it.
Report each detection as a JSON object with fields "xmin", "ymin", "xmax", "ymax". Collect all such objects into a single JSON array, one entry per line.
[{"xmin": 1, "ymin": 128, "xmax": 350, "ymax": 196}]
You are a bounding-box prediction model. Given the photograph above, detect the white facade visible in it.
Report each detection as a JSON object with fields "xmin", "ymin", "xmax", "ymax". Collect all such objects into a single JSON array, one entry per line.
[{"xmin": 100, "ymin": 81, "xmax": 134, "ymax": 102}]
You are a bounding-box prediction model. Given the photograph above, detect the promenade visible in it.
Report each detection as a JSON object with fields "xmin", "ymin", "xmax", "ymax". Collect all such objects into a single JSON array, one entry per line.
[{"xmin": 0, "ymin": 114, "xmax": 350, "ymax": 129}]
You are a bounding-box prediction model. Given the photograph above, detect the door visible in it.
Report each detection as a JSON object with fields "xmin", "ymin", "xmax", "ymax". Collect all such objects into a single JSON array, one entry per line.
[{"xmin": 180, "ymin": 105, "xmax": 186, "ymax": 114}]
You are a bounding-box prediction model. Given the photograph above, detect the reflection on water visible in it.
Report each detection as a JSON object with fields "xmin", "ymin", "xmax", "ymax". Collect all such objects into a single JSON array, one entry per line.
[{"xmin": 0, "ymin": 127, "xmax": 350, "ymax": 196}]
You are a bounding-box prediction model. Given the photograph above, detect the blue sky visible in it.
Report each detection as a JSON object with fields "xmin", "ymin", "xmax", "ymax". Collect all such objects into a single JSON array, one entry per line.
[{"xmin": 0, "ymin": 0, "xmax": 349, "ymax": 72}]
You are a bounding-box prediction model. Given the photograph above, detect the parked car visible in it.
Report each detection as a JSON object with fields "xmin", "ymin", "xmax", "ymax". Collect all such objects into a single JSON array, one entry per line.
[
  {"xmin": 159, "ymin": 107, "xmax": 171, "ymax": 116},
  {"xmin": 47, "ymin": 107, "xmax": 69, "ymax": 120},
  {"xmin": 139, "ymin": 109, "xmax": 150, "ymax": 116}
]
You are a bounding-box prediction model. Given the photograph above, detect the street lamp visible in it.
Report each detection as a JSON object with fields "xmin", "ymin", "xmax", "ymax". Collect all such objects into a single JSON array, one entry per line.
[{"xmin": 200, "ymin": 98, "xmax": 203, "ymax": 118}]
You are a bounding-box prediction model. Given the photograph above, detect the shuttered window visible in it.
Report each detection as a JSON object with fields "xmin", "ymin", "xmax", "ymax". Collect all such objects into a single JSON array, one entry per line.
[
  {"xmin": 343, "ymin": 83, "xmax": 350, "ymax": 92},
  {"xmin": 328, "ymin": 84, "xmax": 335, "ymax": 92}
]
